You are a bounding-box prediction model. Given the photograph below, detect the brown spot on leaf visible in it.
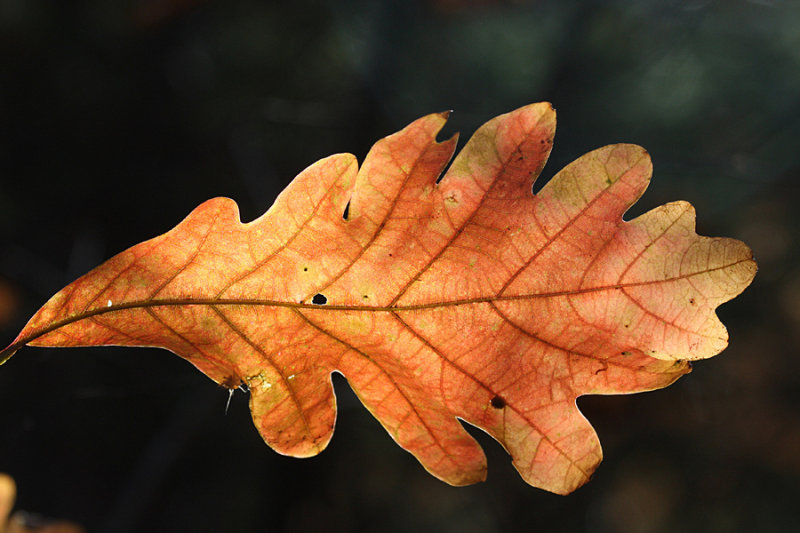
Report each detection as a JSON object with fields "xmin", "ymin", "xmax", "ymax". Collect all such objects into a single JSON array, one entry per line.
[{"xmin": 221, "ymin": 374, "xmax": 242, "ymax": 389}]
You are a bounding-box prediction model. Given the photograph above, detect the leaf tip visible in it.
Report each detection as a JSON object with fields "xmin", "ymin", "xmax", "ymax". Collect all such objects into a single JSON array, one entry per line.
[
  {"xmin": 526, "ymin": 100, "xmax": 556, "ymax": 118},
  {"xmin": 0, "ymin": 344, "xmax": 21, "ymax": 366},
  {"xmin": 445, "ymin": 464, "xmax": 488, "ymax": 487}
]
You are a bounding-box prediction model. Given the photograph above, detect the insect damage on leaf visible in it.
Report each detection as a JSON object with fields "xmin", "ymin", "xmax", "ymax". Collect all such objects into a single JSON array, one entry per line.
[
  {"xmin": 490, "ymin": 395, "xmax": 506, "ymax": 409},
  {"xmin": 0, "ymin": 102, "xmax": 756, "ymax": 494}
]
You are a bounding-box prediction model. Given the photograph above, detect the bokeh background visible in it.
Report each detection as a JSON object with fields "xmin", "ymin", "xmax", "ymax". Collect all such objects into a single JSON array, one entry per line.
[{"xmin": 0, "ymin": 1, "xmax": 798, "ymax": 532}]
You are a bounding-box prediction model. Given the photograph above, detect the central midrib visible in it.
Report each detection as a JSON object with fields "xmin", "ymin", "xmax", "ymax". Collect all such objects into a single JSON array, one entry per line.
[{"xmin": 1, "ymin": 254, "xmax": 749, "ymax": 362}]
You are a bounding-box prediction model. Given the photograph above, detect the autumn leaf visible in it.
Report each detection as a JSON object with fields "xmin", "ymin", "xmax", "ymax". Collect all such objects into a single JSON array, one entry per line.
[
  {"xmin": 0, "ymin": 473, "xmax": 14, "ymax": 529},
  {"xmin": 0, "ymin": 473, "xmax": 85, "ymax": 533},
  {"xmin": 0, "ymin": 103, "xmax": 755, "ymax": 494}
]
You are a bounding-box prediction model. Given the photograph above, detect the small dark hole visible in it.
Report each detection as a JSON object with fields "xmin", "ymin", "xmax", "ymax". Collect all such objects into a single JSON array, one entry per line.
[
  {"xmin": 342, "ymin": 200, "xmax": 350, "ymax": 220},
  {"xmin": 303, "ymin": 267, "xmax": 308, "ymax": 272},
  {"xmin": 490, "ymin": 396, "xmax": 506, "ymax": 409},
  {"xmin": 312, "ymin": 293, "xmax": 328, "ymax": 305},
  {"xmin": 689, "ymin": 298, "xmax": 695, "ymax": 304}
]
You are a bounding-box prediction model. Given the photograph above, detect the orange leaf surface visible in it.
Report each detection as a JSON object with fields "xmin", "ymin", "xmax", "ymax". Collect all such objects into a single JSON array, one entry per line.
[{"xmin": 1, "ymin": 103, "xmax": 756, "ymax": 494}]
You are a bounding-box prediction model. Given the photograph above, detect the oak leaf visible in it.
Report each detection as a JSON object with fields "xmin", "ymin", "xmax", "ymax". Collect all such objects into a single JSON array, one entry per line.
[{"xmin": 1, "ymin": 103, "xmax": 756, "ymax": 494}]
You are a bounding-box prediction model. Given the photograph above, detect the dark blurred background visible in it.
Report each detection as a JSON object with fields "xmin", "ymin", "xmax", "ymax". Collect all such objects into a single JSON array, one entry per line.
[{"xmin": 0, "ymin": 0, "xmax": 798, "ymax": 532}]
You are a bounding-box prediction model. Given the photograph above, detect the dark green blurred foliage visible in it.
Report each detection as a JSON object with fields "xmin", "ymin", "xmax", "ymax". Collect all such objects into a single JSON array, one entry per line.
[{"xmin": 0, "ymin": 1, "xmax": 798, "ymax": 532}]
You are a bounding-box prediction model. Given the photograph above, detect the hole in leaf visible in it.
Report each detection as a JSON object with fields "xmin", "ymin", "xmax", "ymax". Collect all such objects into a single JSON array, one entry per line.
[
  {"xmin": 490, "ymin": 395, "xmax": 506, "ymax": 409},
  {"xmin": 303, "ymin": 267, "xmax": 308, "ymax": 272},
  {"xmin": 433, "ymin": 128, "xmax": 457, "ymax": 184},
  {"xmin": 342, "ymin": 200, "xmax": 350, "ymax": 220},
  {"xmin": 312, "ymin": 293, "xmax": 328, "ymax": 305}
]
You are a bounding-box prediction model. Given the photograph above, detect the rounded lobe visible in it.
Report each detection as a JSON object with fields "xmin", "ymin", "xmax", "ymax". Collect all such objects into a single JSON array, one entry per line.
[{"xmin": 248, "ymin": 366, "xmax": 337, "ymax": 458}]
